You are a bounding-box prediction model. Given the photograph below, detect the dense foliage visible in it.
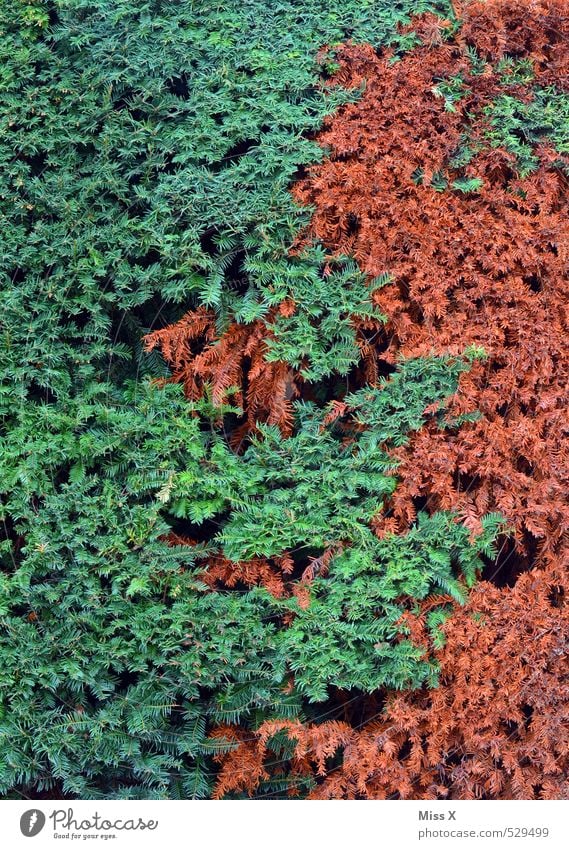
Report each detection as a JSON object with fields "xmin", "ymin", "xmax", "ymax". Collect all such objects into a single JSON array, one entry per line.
[
  {"xmin": 0, "ymin": 355, "xmax": 503, "ymax": 797},
  {"xmin": 0, "ymin": 0, "xmax": 566, "ymax": 800},
  {"xmin": 213, "ymin": 0, "xmax": 569, "ymax": 798}
]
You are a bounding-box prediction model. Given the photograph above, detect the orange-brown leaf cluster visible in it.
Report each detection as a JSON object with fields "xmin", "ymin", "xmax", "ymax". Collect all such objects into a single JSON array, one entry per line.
[
  {"xmin": 459, "ymin": 0, "xmax": 569, "ymax": 89},
  {"xmin": 291, "ymin": 7, "xmax": 569, "ymax": 556},
  {"xmin": 145, "ymin": 307, "xmax": 300, "ymax": 436}
]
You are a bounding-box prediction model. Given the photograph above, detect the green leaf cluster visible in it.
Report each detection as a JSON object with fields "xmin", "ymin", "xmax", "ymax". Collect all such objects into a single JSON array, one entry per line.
[
  {"xmin": 0, "ymin": 0, "xmax": 452, "ymax": 393},
  {"xmin": 483, "ymin": 88, "xmax": 569, "ymax": 177},
  {"xmin": 0, "ymin": 356, "xmax": 503, "ymax": 796}
]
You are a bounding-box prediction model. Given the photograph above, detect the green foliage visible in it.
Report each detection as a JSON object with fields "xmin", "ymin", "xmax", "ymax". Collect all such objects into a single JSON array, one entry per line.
[
  {"xmin": 0, "ymin": 0, "xmax": 453, "ymax": 395},
  {"xmin": 0, "ymin": 357, "xmax": 503, "ymax": 796},
  {"xmin": 451, "ymin": 176, "xmax": 484, "ymax": 193},
  {"xmin": 0, "ymin": 381, "xmax": 213, "ymax": 797},
  {"xmin": 280, "ymin": 510, "xmax": 503, "ymax": 701},
  {"xmin": 264, "ymin": 259, "xmax": 388, "ymax": 380},
  {"xmin": 495, "ymin": 56, "xmax": 535, "ymax": 85},
  {"xmin": 431, "ymin": 73, "xmax": 469, "ymax": 113},
  {"xmin": 172, "ymin": 354, "xmax": 476, "ymax": 558},
  {"xmin": 483, "ymin": 88, "xmax": 569, "ymax": 176},
  {"xmin": 426, "ymin": 54, "xmax": 566, "ymax": 186}
]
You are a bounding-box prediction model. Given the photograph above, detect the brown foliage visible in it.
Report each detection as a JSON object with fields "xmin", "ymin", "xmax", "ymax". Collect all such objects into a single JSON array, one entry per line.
[
  {"xmin": 164, "ymin": 532, "xmax": 294, "ymax": 597},
  {"xmin": 460, "ymin": 0, "xmax": 569, "ymax": 89},
  {"xmin": 199, "ymin": 552, "xmax": 294, "ymax": 598},
  {"xmin": 144, "ymin": 307, "xmax": 301, "ymax": 436},
  {"xmin": 291, "ymin": 11, "xmax": 569, "ymax": 555}
]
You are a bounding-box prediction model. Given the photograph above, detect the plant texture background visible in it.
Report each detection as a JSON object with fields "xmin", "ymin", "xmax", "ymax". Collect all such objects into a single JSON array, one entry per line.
[{"xmin": 0, "ymin": 0, "xmax": 567, "ymax": 799}]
